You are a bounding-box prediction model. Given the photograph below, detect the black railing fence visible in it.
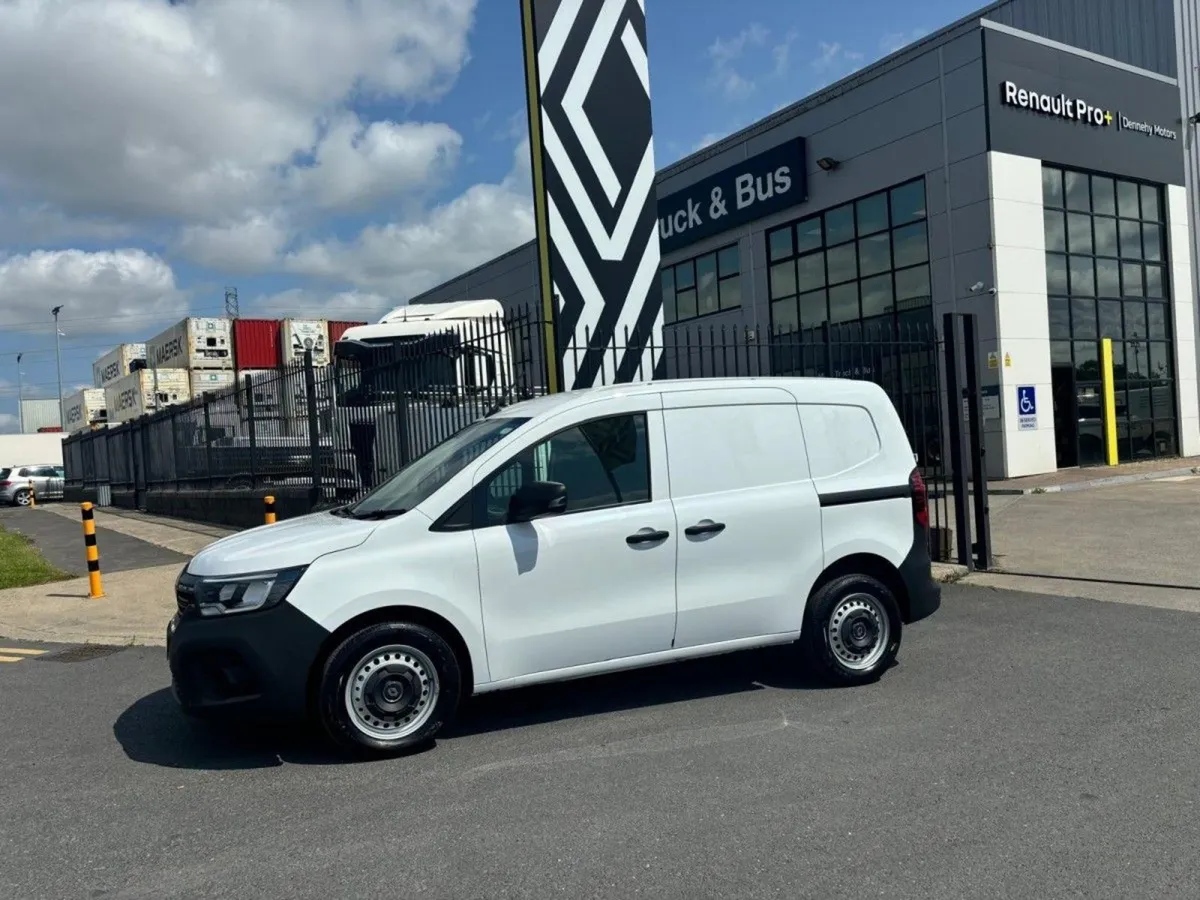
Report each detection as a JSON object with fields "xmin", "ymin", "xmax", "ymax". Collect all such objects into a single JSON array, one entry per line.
[{"xmin": 63, "ymin": 305, "xmax": 966, "ymax": 560}]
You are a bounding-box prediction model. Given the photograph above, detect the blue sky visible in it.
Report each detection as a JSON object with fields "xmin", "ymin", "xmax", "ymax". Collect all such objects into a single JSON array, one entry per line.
[{"xmin": 0, "ymin": 0, "xmax": 983, "ymax": 431}]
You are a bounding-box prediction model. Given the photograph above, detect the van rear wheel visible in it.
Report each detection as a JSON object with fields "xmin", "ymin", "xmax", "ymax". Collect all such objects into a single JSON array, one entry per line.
[
  {"xmin": 317, "ymin": 622, "xmax": 462, "ymax": 757},
  {"xmin": 801, "ymin": 573, "xmax": 902, "ymax": 685}
]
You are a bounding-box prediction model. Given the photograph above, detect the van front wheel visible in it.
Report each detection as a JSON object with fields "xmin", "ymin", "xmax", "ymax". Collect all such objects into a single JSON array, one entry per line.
[
  {"xmin": 801, "ymin": 574, "xmax": 902, "ymax": 685},
  {"xmin": 317, "ymin": 622, "xmax": 462, "ymax": 757}
]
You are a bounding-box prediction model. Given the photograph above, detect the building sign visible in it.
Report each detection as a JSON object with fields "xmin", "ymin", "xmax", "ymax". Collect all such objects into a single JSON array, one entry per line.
[
  {"xmin": 999, "ymin": 79, "xmax": 1178, "ymax": 141},
  {"xmin": 657, "ymin": 139, "xmax": 807, "ymax": 255}
]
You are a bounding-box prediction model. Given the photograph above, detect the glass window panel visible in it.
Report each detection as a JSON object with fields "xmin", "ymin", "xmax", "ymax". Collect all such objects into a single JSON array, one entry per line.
[
  {"xmin": 660, "ymin": 267, "xmax": 674, "ymax": 299},
  {"xmin": 856, "ymin": 192, "xmax": 889, "ymax": 236},
  {"xmin": 1065, "ymin": 170, "xmax": 1090, "ymax": 211},
  {"xmin": 1069, "ymin": 256, "xmax": 1095, "ymax": 296},
  {"xmin": 1122, "ymin": 262, "xmax": 1143, "ymax": 297},
  {"xmin": 825, "ymin": 204, "xmax": 855, "ymax": 245},
  {"xmin": 796, "ymin": 216, "xmax": 823, "ymax": 253},
  {"xmin": 1124, "ymin": 302, "xmax": 1147, "ymax": 341},
  {"xmin": 1117, "ymin": 180, "xmax": 1140, "ymax": 218},
  {"xmin": 717, "ymin": 244, "xmax": 739, "ymax": 277},
  {"xmin": 1046, "ymin": 254, "xmax": 1069, "ymax": 294},
  {"xmin": 662, "ymin": 273, "xmax": 677, "ymax": 324},
  {"xmin": 1143, "ymin": 223, "xmax": 1163, "ymax": 262},
  {"xmin": 796, "ymin": 252, "xmax": 826, "ymax": 293},
  {"xmin": 1044, "ymin": 210, "xmax": 1066, "ymax": 252},
  {"xmin": 893, "ymin": 222, "xmax": 929, "ymax": 268},
  {"xmin": 1051, "ymin": 340, "xmax": 1073, "ymax": 365},
  {"xmin": 798, "ymin": 289, "xmax": 828, "ymax": 328},
  {"xmin": 1109, "ymin": 340, "xmax": 1126, "ymax": 377},
  {"xmin": 1096, "ymin": 258, "xmax": 1120, "ymax": 297},
  {"xmin": 1042, "ymin": 167, "xmax": 1064, "ymax": 207},
  {"xmin": 1145, "ymin": 264, "xmax": 1164, "ymax": 299},
  {"xmin": 770, "ymin": 297, "xmax": 798, "ymax": 334},
  {"xmin": 1094, "ymin": 217, "xmax": 1118, "ymax": 257},
  {"xmin": 1147, "ymin": 302, "xmax": 1168, "ymax": 340},
  {"xmin": 1119, "ymin": 219, "xmax": 1142, "ymax": 259},
  {"xmin": 768, "ymin": 227, "xmax": 793, "ymax": 262},
  {"xmin": 826, "ymin": 242, "xmax": 857, "ymax": 284},
  {"xmin": 1153, "ymin": 419, "xmax": 1177, "ymax": 457},
  {"xmin": 858, "ymin": 233, "xmax": 891, "ymax": 277},
  {"xmin": 1151, "ymin": 384, "xmax": 1174, "ymax": 419},
  {"xmin": 1071, "ymin": 297, "xmax": 1097, "ymax": 339},
  {"xmin": 1092, "ymin": 176, "xmax": 1116, "ymax": 215},
  {"xmin": 1077, "ymin": 383, "xmax": 1103, "ymax": 421},
  {"xmin": 675, "ymin": 288, "xmax": 697, "ymax": 320},
  {"xmin": 675, "ymin": 261, "xmax": 695, "ymax": 289},
  {"xmin": 1098, "ymin": 300, "xmax": 1123, "ymax": 339},
  {"xmin": 1077, "ymin": 419, "xmax": 1106, "ymax": 466},
  {"xmin": 890, "ymin": 180, "xmax": 926, "ymax": 225},
  {"xmin": 1074, "ymin": 340, "xmax": 1099, "ymax": 380},
  {"xmin": 1049, "ymin": 296, "xmax": 1071, "ymax": 339},
  {"xmin": 828, "ymin": 282, "xmax": 859, "ymax": 323},
  {"xmin": 894, "ymin": 265, "xmax": 931, "ymax": 306},
  {"xmin": 769, "ymin": 260, "xmax": 796, "ymax": 298},
  {"xmin": 1067, "ymin": 213, "xmax": 1093, "ymax": 255},
  {"xmin": 719, "ymin": 273, "xmax": 742, "ymax": 310},
  {"xmin": 1141, "ymin": 185, "xmax": 1161, "ymax": 222},
  {"xmin": 696, "ymin": 253, "xmax": 719, "ymax": 315},
  {"xmin": 1150, "ymin": 342, "xmax": 1172, "ymax": 380},
  {"xmin": 860, "ymin": 273, "xmax": 894, "ymax": 318},
  {"xmin": 1123, "ymin": 341, "xmax": 1147, "ymax": 380}
]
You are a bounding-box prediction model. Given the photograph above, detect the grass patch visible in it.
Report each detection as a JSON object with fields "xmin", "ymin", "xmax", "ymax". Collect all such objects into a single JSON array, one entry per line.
[{"xmin": 0, "ymin": 526, "xmax": 73, "ymax": 590}]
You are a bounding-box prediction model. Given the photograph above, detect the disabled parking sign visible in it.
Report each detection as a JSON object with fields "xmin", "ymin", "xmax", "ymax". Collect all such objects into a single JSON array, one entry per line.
[{"xmin": 1017, "ymin": 385, "xmax": 1037, "ymax": 431}]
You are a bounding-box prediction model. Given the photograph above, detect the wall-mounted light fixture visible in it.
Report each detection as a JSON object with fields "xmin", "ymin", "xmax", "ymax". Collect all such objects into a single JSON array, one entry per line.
[
  {"xmin": 816, "ymin": 157, "xmax": 840, "ymax": 171},
  {"xmin": 1188, "ymin": 111, "xmax": 1200, "ymax": 126}
]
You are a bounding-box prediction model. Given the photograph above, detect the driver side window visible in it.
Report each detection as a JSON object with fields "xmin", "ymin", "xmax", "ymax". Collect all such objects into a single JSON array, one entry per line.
[{"xmin": 481, "ymin": 413, "xmax": 650, "ymax": 526}]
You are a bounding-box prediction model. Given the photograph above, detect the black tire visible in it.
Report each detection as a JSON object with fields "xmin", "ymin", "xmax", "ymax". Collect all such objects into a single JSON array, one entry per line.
[
  {"xmin": 317, "ymin": 621, "xmax": 462, "ymax": 758},
  {"xmin": 801, "ymin": 573, "xmax": 903, "ymax": 686},
  {"xmin": 12, "ymin": 489, "xmax": 31, "ymax": 507}
]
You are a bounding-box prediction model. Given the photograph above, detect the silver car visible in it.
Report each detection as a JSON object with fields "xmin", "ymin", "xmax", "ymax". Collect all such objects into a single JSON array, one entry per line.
[{"xmin": 0, "ymin": 464, "xmax": 65, "ymax": 506}]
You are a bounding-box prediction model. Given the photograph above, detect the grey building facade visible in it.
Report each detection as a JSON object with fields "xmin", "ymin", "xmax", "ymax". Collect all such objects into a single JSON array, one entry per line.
[{"xmin": 410, "ymin": 0, "xmax": 1199, "ymax": 479}]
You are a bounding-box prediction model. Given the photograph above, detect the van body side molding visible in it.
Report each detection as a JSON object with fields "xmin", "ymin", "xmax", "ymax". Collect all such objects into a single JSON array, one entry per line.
[{"xmin": 818, "ymin": 485, "xmax": 912, "ymax": 507}]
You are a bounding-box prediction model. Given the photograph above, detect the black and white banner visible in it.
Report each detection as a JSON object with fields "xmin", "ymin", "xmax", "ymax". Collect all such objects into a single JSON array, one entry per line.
[{"xmin": 521, "ymin": 0, "xmax": 662, "ymax": 391}]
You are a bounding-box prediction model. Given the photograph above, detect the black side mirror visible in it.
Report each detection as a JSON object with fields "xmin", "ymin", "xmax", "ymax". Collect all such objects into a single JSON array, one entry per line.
[{"xmin": 507, "ymin": 481, "xmax": 568, "ymax": 523}]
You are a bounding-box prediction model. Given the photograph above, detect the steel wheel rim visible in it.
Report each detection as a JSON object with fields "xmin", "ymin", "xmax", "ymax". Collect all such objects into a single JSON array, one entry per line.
[
  {"xmin": 15, "ymin": 491, "xmax": 30, "ymax": 506},
  {"xmin": 827, "ymin": 593, "xmax": 890, "ymax": 672},
  {"xmin": 344, "ymin": 644, "xmax": 439, "ymax": 742}
]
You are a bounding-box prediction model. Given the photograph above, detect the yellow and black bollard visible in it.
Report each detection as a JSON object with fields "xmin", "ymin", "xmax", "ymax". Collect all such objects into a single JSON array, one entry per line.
[
  {"xmin": 80, "ymin": 502, "xmax": 105, "ymax": 599},
  {"xmin": 264, "ymin": 495, "xmax": 277, "ymax": 525},
  {"xmin": 27, "ymin": 480, "xmax": 36, "ymax": 508}
]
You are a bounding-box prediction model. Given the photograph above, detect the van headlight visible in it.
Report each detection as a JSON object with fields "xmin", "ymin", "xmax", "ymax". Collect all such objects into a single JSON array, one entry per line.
[{"xmin": 190, "ymin": 567, "xmax": 307, "ymax": 617}]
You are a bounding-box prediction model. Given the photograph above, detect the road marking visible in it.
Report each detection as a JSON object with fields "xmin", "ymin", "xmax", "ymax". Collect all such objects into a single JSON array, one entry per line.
[
  {"xmin": 0, "ymin": 655, "xmax": 27, "ymax": 663},
  {"xmin": 1155, "ymin": 475, "xmax": 1200, "ymax": 483},
  {"xmin": 0, "ymin": 648, "xmax": 47, "ymax": 656}
]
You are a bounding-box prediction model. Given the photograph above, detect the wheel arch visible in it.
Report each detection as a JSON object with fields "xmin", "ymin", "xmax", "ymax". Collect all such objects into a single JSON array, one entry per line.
[{"xmin": 809, "ymin": 552, "xmax": 909, "ymax": 622}]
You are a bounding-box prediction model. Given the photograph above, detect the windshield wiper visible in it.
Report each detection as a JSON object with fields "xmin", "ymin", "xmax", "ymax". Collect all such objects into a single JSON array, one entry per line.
[{"xmin": 348, "ymin": 508, "xmax": 407, "ymax": 520}]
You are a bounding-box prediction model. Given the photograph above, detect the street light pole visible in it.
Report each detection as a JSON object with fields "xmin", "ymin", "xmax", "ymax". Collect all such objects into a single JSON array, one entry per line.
[
  {"xmin": 15, "ymin": 352, "xmax": 24, "ymax": 434},
  {"xmin": 51, "ymin": 305, "xmax": 65, "ymax": 429}
]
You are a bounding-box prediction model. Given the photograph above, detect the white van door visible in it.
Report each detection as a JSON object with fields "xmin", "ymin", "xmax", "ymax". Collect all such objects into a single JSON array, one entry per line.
[
  {"xmin": 473, "ymin": 396, "xmax": 677, "ymax": 682},
  {"xmin": 661, "ymin": 387, "xmax": 825, "ymax": 648}
]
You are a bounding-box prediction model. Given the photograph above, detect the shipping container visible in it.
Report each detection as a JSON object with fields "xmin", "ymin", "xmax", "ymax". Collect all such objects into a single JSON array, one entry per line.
[
  {"xmin": 104, "ymin": 369, "xmax": 191, "ymax": 423},
  {"xmin": 237, "ymin": 369, "xmax": 332, "ymax": 418},
  {"xmin": 328, "ymin": 320, "xmax": 368, "ymax": 346},
  {"xmin": 18, "ymin": 399, "xmax": 61, "ymax": 434},
  {"xmin": 189, "ymin": 369, "xmax": 236, "ymax": 397},
  {"xmin": 146, "ymin": 317, "xmax": 233, "ymax": 370},
  {"xmin": 62, "ymin": 389, "xmax": 107, "ymax": 433},
  {"xmin": 232, "ymin": 318, "xmax": 281, "ymax": 370},
  {"xmin": 92, "ymin": 343, "xmax": 147, "ymax": 388},
  {"xmin": 280, "ymin": 319, "xmax": 330, "ymax": 367}
]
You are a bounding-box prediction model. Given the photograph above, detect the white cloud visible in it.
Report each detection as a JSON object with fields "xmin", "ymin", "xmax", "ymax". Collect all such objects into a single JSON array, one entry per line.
[
  {"xmin": 813, "ymin": 41, "xmax": 865, "ymax": 72},
  {"xmin": 0, "ymin": 413, "xmax": 18, "ymax": 434},
  {"xmin": 249, "ymin": 288, "xmax": 392, "ymax": 322},
  {"xmin": 707, "ymin": 24, "xmax": 769, "ymax": 100},
  {"xmin": 174, "ymin": 214, "xmax": 292, "ymax": 274},
  {"xmin": 0, "ymin": 248, "xmax": 187, "ymax": 334},
  {"xmin": 772, "ymin": 30, "xmax": 799, "ymax": 77},
  {"xmin": 879, "ymin": 28, "xmax": 928, "ymax": 56}
]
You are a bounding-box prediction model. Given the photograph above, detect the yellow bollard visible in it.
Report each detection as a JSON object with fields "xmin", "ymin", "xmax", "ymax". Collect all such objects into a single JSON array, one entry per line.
[
  {"xmin": 264, "ymin": 495, "xmax": 277, "ymax": 525},
  {"xmin": 80, "ymin": 502, "xmax": 105, "ymax": 599},
  {"xmin": 1100, "ymin": 337, "xmax": 1119, "ymax": 466},
  {"xmin": 27, "ymin": 480, "xmax": 36, "ymax": 508}
]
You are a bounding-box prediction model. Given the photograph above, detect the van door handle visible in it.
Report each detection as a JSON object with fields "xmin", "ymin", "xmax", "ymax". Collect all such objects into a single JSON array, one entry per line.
[
  {"xmin": 684, "ymin": 520, "xmax": 726, "ymax": 536},
  {"xmin": 626, "ymin": 529, "xmax": 670, "ymax": 545}
]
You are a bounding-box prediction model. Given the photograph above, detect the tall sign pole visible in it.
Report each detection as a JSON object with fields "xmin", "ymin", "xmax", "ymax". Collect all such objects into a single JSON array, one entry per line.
[{"xmin": 519, "ymin": 0, "xmax": 663, "ymax": 393}]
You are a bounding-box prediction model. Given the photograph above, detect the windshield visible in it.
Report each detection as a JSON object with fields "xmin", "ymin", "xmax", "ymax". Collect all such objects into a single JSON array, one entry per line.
[{"xmin": 344, "ymin": 416, "xmax": 530, "ymax": 517}]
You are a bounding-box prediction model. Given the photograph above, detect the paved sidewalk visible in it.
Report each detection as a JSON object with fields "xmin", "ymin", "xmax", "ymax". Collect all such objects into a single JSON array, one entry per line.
[
  {"xmin": 0, "ymin": 507, "xmax": 188, "ymax": 575},
  {"xmin": 984, "ymin": 455, "xmax": 1200, "ymax": 494},
  {"xmin": 37, "ymin": 504, "xmax": 234, "ymax": 556}
]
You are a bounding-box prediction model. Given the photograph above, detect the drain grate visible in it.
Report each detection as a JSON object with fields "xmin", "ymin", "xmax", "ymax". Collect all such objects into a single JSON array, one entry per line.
[{"xmin": 41, "ymin": 644, "xmax": 129, "ymax": 663}]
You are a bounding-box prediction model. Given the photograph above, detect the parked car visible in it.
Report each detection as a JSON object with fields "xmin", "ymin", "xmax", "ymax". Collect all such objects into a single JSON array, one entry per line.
[
  {"xmin": 167, "ymin": 377, "xmax": 940, "ymax": 757},
  {"xmin": 0, "ymin": 465, "xmax": 65, "ymax": 506}
]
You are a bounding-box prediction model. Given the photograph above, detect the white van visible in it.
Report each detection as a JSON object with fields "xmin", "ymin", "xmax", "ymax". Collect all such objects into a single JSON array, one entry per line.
[{"xmin": 167, "ymin": 377, "xmax": 940, "ymax": 756}]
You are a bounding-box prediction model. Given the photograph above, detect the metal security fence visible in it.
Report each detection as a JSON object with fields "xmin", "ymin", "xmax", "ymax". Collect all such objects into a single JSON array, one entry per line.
[{"xmin": 63, "ymin": 305, "xmax": 972, "ymax": 561}]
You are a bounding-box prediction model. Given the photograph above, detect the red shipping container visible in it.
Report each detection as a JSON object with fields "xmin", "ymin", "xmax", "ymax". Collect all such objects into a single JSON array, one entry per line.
[
  {"xmin": 232, "ymin": 319, "xmax": 282, "ymax": 369},
  {"xmin": 328, "ymin": 320, "xmax": 368, "ymax": 345}
]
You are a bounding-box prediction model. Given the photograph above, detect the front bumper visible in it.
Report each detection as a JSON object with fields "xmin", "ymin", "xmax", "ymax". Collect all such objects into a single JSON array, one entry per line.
[{"xmin": 166, "ymin": 599, "xmax": 331, "ymax": 721}]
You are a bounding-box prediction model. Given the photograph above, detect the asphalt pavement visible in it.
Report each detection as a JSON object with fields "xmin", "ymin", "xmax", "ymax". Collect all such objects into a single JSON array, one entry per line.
[
  {"xmin": 0, "ymin": 505, "xmax": 188, "ymax": 575},
  {"xmin": 2, "ymin": 584, "xmax": 1198, "ymax": 899}
]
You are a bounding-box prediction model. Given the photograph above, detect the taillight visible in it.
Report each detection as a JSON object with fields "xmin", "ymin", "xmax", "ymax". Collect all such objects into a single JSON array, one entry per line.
[
  {"xmin": 0, "ymin": 481, "xmax": 10, "ymax": 488},
  {"xmin": 909, "ymin": 467, "xmax": 929, "ymax": 530}
]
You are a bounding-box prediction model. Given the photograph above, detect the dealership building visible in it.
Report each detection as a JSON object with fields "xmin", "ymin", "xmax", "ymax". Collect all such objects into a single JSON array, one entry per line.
[{"xmin": 410, "ymin": 0, "xmax": 1200, "ymax": 480}]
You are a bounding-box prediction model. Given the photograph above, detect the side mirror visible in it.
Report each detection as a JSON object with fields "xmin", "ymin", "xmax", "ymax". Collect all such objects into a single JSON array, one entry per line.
[{"xmin": 507, "ymin": 481, "xmax": 568, "ymax": 523}]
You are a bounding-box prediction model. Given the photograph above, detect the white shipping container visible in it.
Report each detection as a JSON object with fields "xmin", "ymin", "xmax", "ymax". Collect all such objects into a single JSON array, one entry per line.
[
  {"xmin": 189, "ymin": 369, "xmax": 236, "ymax": 397},
  {"xmin": 104, "ymin": 369, "xmax": 192, "ymax": 423},
  {"xmin": 93, "ymin": 343, "xmax": 147, "ymax": 389},
  {"xmin": 281, "ymin": 319, "xmax": 330, "ymax": 367},
  {"xmin": 62, "ymin": 389, "xmax": 108, "ymax": 433},
  {"xmin": 147, "ymin": 317, "xmax": 233, "ymax": 371},
  {"xmin": 237, "ymin": 369, "xmax": 331, "ymax": 418},
  {"xmin": 18, "ymin": 399, "xmax": 62, "ymax": 433}
]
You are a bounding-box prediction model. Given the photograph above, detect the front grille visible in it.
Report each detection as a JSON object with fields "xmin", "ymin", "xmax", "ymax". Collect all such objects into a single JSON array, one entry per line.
[{"xmin": 176, "ymin": 569, "xmax": 197, "ymax": 615}]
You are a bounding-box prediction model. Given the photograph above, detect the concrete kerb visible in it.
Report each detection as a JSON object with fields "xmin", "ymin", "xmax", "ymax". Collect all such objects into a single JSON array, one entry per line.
[{"xmin": 982, "ymin": 465, "xmax": 1200, "ymax": 496}]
